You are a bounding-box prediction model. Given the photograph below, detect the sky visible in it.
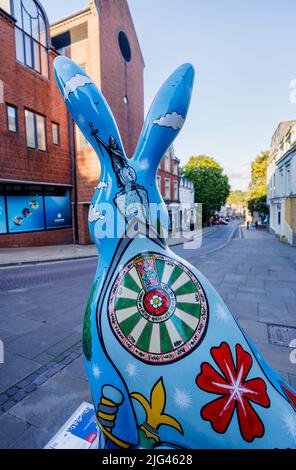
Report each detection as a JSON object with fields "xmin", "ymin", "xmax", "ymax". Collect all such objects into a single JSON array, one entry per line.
[{"xmin": 41, "ymin": 0, "xmax": 296, "ymax": 191}]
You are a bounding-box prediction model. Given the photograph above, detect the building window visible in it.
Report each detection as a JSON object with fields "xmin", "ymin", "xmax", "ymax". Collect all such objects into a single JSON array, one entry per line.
[
  {"xmin": 13, "ymin": 0, "xmax": 49, "ymax": 78},
  {"xmin": 157, "ymin": 175, "xmax": 161, "ymax": 190},
  {"xmin": 173, "ymin": 161, "xmax": 178, "ymax": 175},
  {"xmin": 6, "ymin": 104, "xmax": 18, "ymax": 132},
  {"xmin": 0, "ymin": 183, "xmax": 71, "ymax": 234},
  {"xmin": 52, "ymin": 22, "xmax": 88, "ymax": 51},
  {"xmin": 165, "ymin": 154, "xmax": 170, "ymax": 172},
  {"xmin": 118, "ymin": 31, "xmax": 131, "ymax": 62},
  {"xmin": 279, "ymin": 168, "xmax": 284, "ymax": 196},
  {"xmin": 52, "ymin": 122, "xmax": 60, "ymax": 145},
  {"xmin": 285, "ymin": 164, "xmax": 291, "ymax": 195},
  {"xmin": 25, "ymin": 109, "xmax": 46, "ymax": 150},
  {"xmin": 165, "ymin": 178, "xmax": 171, "ymax": 199},
  {"xmin": 174, "ymin": 180, "xmax": 178, "ymax": 200}
]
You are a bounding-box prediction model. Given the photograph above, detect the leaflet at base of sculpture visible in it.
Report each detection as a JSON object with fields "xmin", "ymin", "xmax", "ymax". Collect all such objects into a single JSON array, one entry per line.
[{"xmin": 54, "ymin": 55, "xmax": 296, "ymax": 449}]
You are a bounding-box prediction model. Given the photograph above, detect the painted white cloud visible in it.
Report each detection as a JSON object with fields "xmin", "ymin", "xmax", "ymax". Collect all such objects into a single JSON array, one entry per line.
[
  {"xmin": 89, "ymin": 205, "xmax": 105, "ymax": 223},
  {"xmin": 64, "ymin": 73, "xmax": 93, "ymax": 101},
  {"xmin": 139, "ymin": 159, "xmax": 149, "ymax": 170},
  {"xmin": 96, "ymin": 181, "xmax": 108, "ymax": 190},
  {"xmin": 153, "ymin": 111, "xmax": 185, "ymax": 131}
]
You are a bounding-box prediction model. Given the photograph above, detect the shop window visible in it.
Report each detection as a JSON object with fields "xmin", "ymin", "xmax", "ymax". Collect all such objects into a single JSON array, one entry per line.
[
  {"xmin": 6, "ymin": 104, "xmax": 18, "ymax": 132},
  {"xmin": 25, "ymin": 109, "xmax": 46, "ymax": 150},
  {"xmin": 44, "ymin": 190, "xmax": 71, "ymax": 229},
  {"xmin": 13, "ymin": 0, "xmax": 49, "ymax": 78},
  {"xmin": 7, "ymin": 194, "xmax": 45, "ymax": 233},
  {"xmin": 52, "ymin": 122, "xmax": 60, "ymax": 145},
  {"xmin": 0, "ymin": 193, "xmax": 7, "ymax": 234},
  {"xmin": 0, "ymin": 184, "xmax": 72, "ymax": 234}
]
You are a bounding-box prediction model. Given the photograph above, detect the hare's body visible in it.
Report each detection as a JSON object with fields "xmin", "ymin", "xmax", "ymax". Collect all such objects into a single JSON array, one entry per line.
[{"xmin": 54, "ymin": 56, "xmax": 296, "ymax": 449}]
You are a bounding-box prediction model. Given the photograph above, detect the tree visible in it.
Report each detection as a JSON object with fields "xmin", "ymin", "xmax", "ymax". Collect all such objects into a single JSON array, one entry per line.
[
  {"xmin": 227, "ymin": 190, "xmax": 248, "ymax": 206},
  {"xmin": 183, "ymin": 155, "xmax": 230, "ymax": 224},
  {"xmin": 247, "ymin": 151, "xmax": 269, "ymax": 216}
]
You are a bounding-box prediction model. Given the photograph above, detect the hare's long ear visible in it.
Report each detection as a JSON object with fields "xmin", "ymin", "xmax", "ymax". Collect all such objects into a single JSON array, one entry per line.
[
  {"xmin": 133, "ymin": 63, "xmax": 195, "ymax": 176},
  {"xmin": 54, "ymin": 56, "xmax": 127, "ymax": 174}
]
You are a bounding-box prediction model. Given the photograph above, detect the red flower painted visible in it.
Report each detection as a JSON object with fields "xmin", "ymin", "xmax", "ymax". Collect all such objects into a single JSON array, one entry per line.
[{"xmin": 196, "ymin": 342, "xmax": 270, "ymax": 442}]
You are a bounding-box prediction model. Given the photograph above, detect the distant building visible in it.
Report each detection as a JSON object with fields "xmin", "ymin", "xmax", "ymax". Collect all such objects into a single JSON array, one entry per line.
[
  {"xmin": 0, "ymin": 0, "xmax": 144, "ymax": 247},
  {"xmin": 179, "ymin": 176, "xmax": 195, "ymax": 231},
  {"xmin": 157, "ymin": 146, "xmax": 180, "ymax": 231},
  {"xmin": 267, "ymin": 120, "xmax": 296, "ymax": 245}
]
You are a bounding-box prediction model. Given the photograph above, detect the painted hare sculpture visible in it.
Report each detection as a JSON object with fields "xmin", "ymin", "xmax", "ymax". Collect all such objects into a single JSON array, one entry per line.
[{"xmin": 54, "ymin": 56, "xmax": 296, "ymax": 449}]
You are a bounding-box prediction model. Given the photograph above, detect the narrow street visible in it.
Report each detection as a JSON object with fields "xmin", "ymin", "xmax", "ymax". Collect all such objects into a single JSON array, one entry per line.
[{"xmin": 0, "ymin": 223, "xmax": 296, "ymax": 448}]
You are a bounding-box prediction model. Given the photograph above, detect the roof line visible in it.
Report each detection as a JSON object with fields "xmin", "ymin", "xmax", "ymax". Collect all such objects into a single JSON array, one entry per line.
[{"xmin": 50, "ymin": 7, "xmax": 91, "ymax": 28}]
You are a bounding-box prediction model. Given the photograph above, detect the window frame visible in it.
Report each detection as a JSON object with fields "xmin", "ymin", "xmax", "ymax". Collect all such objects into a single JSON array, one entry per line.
[
  {"xmin": 12, "ymin": 0, "xmax": 49, "ymax": 78},
  {"xmin": 51, "ymin": 121, "xmax": 60, "ymax": 146},
  {"xmin": 164, "ymin": 154, "xmax": 170, "ymax": 173},
  {"xmin": 173, "ymin": 180, "xmax": 179, "ymax": 200},
  {"xmin": 157, "ymin": 175, "xmax": 161, "ymax": 190},
  {"xmin": 24, "ymin": 108, "xmax": 47, "ymax": 151},
  {"xmin": 165, "ymin": 178, "xmax": 171, "ymax": 199},
  {"xmin": 6, "ymin": 103, "xmax": 18, "ymax": 133}
]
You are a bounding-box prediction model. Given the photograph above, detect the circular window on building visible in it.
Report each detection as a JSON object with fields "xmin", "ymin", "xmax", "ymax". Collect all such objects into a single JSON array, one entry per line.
[{"xmin": 118, "ymin": 31, "xmax": 131, "ymax": 62}]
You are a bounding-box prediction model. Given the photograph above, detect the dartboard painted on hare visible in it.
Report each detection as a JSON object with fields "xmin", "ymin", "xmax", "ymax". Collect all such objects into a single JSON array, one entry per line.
[{"xmin": 108, "ymin": 253, "xmax": 209, "ymax": 364}]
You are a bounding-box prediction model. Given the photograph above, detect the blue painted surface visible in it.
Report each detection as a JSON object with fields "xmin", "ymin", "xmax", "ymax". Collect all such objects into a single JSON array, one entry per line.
[{"xmin": 54, "ymin": 56, "xmax": 296, "ymax": 449}]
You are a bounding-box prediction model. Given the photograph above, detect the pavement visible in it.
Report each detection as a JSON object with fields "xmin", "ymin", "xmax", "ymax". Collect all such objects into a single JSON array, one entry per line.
[
  {"xmin": 0, "ymin": 221, "xmax": 295, "ymax": 448},
  {"xmin": 0, "ymin": 228, "xmax": 208, "ymax": 267}
]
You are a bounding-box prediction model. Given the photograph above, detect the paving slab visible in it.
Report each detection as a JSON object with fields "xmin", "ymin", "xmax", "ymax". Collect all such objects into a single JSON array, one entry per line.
[
  {"xmin": 238, "ymin": 319, "xmax": 269, "ymax": 344},
  {"xmin": 10, "ymin": 424, "xmax": 51, "ymax": 449},
  {"xmin": 0, "ymin": 352, "xmax": 41, "ymax": 393},
  {"xmin": 0, "ymin": 315, "xmax": 41, "ymax": 335},
  {"xmin": 64, "ymin": 356, "xmax": 87, "ymax": 381},
  {"xmin": 10, "ymin": 372, "xmax": 92, "ymax": 435},
  {"xmin": 0, "ymin": 413, "xmax": 28, "ymax": 449},
  {"xmin": 226, "ymin": 298, "xmax": 259, "ymax": 321},
  {"xmin": 6, "ymin": 324, "xmax": 71, "ymax": 359}
]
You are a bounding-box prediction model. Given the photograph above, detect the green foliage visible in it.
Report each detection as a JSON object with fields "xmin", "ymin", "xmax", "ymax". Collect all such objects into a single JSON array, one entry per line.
[
  {"xmin": 83, "ymin": 280, "xmax": 97, "ymax": 361},
  {"xmin": 247, "ymin": 151, "xmax": 269, "ymax": 216},
  {"xmin": 227, "ymin": 190, "xmax": 248, "ymax": 206},
  {"xmin": 183, "ymin": 155, "xmax": 230, "ymax": 224},
  {"xmin": 248, "ymin": 195, "xmax": 269, "ymax": 216}
]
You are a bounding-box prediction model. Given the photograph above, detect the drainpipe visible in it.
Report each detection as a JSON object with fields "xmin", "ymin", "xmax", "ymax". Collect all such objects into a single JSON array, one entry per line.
[{"xmin": 68, "ymin": 116, "xmax": 79, "ymax": 244}]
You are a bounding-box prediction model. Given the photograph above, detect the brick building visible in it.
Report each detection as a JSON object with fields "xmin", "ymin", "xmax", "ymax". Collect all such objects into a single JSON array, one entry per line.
[
  {"xmin": 0, "ymin": 0, "xmax": 73, "ymax": 248},
  {"xmin": 0, "ymin": 0, "xmax": 144, "ymax": 247},
  {"xmin": 50, "ymin": 0, "xmax": 144, "ymax": 244}
]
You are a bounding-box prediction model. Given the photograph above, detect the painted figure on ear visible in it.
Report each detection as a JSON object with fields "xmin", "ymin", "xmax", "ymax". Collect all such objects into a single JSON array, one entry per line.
[{"xmin": 54, "ymin": 56, "xmax": 296, "ymax": 449}]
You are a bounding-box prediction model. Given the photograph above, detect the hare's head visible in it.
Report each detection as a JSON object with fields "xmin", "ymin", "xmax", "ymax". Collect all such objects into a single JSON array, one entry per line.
[{"xmin": 54, "ymin": 57, "xmax": 194, "ymax": 247}]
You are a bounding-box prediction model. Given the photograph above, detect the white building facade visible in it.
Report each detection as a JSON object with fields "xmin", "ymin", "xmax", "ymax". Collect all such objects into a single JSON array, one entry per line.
[
  {"xmin": 179, "ymin": 177, "xmax": 196, "ymax": 231},
  {"xmin": 267, "ymin": 121, "xmax": 296, "ymax": 245}
]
